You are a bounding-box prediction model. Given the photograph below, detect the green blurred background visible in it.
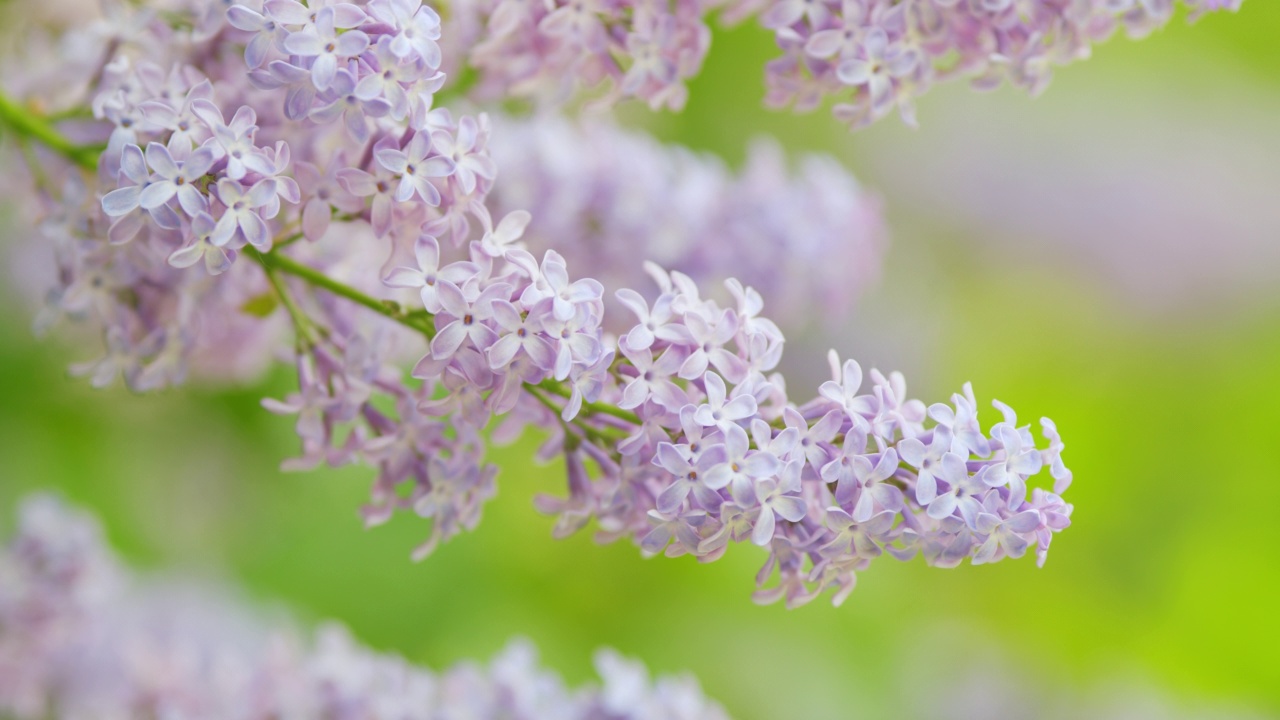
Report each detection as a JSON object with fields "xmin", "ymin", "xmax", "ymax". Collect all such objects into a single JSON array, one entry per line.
[{"xmin": 3, "ymin": 3, "xmax": 1280, "ymax": 718}]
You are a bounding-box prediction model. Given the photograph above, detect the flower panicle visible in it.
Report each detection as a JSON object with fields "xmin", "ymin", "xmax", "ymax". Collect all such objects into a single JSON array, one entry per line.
[{"xmin": 248, "ymin": 176, "xmax": 1073, "ymax": 603}]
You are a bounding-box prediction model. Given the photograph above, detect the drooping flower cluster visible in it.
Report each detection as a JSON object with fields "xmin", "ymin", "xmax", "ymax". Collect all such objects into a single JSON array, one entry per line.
[
  {"xmin": 0, "ymin": 0, "xmax": 1075, "ymax": 604},
  {"xmin": 486, "ymin": 114, "xmax": 883, "ymax": 329},
  {"xmin": 0, "ymin": 494, "xmax": 731, "ymax": 719},
  {"xmin": 257, "ymin": 189, "xmax": 1073, "ymax": 604},
  {"xmin": 437, "ymin": 0, "xmax": 1239, "ymax": 125}
]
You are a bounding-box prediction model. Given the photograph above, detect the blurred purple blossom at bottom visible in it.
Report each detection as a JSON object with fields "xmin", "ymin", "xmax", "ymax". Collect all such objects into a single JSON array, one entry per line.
[{"xmin": 0, "ymin": 493, "xmax": 730, "ymax": 720}]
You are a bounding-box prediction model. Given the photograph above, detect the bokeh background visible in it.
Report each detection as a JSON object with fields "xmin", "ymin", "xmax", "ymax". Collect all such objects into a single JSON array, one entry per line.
[{"xmin": 3, "ymin": 3, "xmax": 1280, "ymax": 718}]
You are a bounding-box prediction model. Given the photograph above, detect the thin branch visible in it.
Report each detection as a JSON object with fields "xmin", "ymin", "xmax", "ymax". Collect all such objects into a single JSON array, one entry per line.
[
  {"xmin": 264, "ymin": 266, "xmax": 320, "ymax": 347},
  {"xmin": 0, "ymin": 92, "xmax": 99, "ymax": 170},
  {"xmin": 246, "ymin": 247, "xmax": 437, "ymax": 339}
]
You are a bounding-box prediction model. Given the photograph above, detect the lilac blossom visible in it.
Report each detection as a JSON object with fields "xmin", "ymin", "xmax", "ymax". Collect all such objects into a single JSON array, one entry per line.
[
  {"xmin": 168, "ymin": 212, "xmax": 236, "ymax": 275},
  {"xmin": 278, "ymin": 194, "xmax": 1070, "ymax": 604},
  {"xmin": 135, "ymin": 142, "xmax": 215, "ymax": 217},
  {"xmin": 487, "ymin": 299, "xmax": 557, "ymax": 371},
  {"xmin": 429, "ymin": 280, "xmax": 510, "ymax": 360},
  {"xmin": 355, "ymin": 38, "xmax": 431, "ymax": 122},
  {"xmin": 384, "ymin": 234, "xmax": 479, "ymax": 312},
  {"xmin": 281, "ymin": 7, "xmax": 371, "ymax": 90},
  {"xmin": 191, "ymin": 102, "xmax": 275, "ymax": 181},
  {"xmin": 654, "ymin": 442, "xmax": 725, "ymax": 515},
  {"xmin": 100, "ymin": 143, "xmax": 181, "ymax": 230},
  {"xmin": 375, "ymin": 130, "xmax": 456, "ymax": 205},
  {"xmin": 294, "ymin": 155, "xmax": 365, "ymax": 241},
  {"xmin": 368, "ymin": 0, "xmax": 444, "ymax": 65},
  {"xmin": 225, "ymin": 6, "xmax": 288, "ymax": 69},
  {"xmin": 310, "ymin": 68, "xmax": 393, "ymax": 141},
  {"xmin": 454, "ymin": 0, "xmax": 711, "ymax": 110},
  {"xmin": 618, "ymin": 344, "xmax": 687, "ymax": 411},
  {"xmin": 210, "ymin": 179, "xmax": 277, "ymax": 250},
  {"xmin": 432, "ymin": 114, "xmax": 498, "ymax": 195}
]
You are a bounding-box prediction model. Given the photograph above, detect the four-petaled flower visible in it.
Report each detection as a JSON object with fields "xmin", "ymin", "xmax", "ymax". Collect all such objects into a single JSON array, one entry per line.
[
  {"xmin": 703, "ymin": 424, "xmax": 782, "ymax": 507},
  {"xmin": 429, "ymin": 280, "xmax": 511, "ymax": 360},
  {"xmin": 693, "ymin": 372, "xmax": 757, "ymax": 433},
  {"xmin": 211, "ymin": 179, "xmax": 278, "ymax": 250},
  {"xmin": 376, "ymin": 131, "xmax": 457, "ymax": 206},
  {"xmin": 136, "ymin": 142, "xmax": 215, "ymax": 217},
  {"xmin": 282, "ymin": 6, "xmax": 371, "ymax": 91},
  {"xmin": 384, "ymin": 235, "xmax": 478, "ymax": 313},
  {"xmin": 752, "ymin": 461, "xmax": 807, "ymax": 546},
  {"xmin": 487, "ymin": 300, "xmax": 556, "ymax": 371}
]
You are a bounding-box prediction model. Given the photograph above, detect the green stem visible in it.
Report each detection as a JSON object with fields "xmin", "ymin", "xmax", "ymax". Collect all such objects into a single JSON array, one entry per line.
[
  {"xmin": 527, "ymin": 384, "xmax": 627, "ymax": 447},
  {"xmin": 246, "ymin": 247, "xmax": 437, "ymax": 339},
  {"xmin": 537, "ymin": 380, "xmax": 642, "ymax": 425},
  {"xmin": 17, "ymin": 137, "xmax": 54, "ymax": 197},
  {"xmin": 0, "ymin": 92, "xmax": 99, "ymax": 170},
  {"xmin": 264, "ymin": 266, "xmax": 319, "ymax": 346}
]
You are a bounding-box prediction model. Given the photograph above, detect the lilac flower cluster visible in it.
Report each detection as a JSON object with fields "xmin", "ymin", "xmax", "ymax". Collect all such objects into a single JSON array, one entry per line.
[
  {"xmin": 486, "ymin": 114, "xmax": 884, "ymax": 329},
  {"xmin": 18, "ymin": 0, "xmax": 496, "ymax": 391},
  {"xmin": 1, "ymin": 0, "xmax": 1072, "ymax": 604},
  {"xmin": 437, "ymin": 0, "xmax": 1239, "ymax": 126},
  {"xmin": 27, "ymin": 172, "xmax": 284, "ymax": 391},
  {"xmin": 263, "ymin": 189, "xmax": 1073, "ymax": 602},
  {"xmin": 95, "ymin": 0, "xmax": 495, "ymax": 250},
  {"xmin": 524, "ymin": 267, "xmax": 1076, "ymax": 607},
  {"xmin": 0, "ymin": 494, "xmax": 731, "ymax": 719}
]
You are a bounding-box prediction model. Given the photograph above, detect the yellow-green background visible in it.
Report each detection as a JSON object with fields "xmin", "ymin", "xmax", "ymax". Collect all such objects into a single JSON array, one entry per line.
[{"xmin": 2, "ymin": 4, "xmax": 1279, "ymax": 717}]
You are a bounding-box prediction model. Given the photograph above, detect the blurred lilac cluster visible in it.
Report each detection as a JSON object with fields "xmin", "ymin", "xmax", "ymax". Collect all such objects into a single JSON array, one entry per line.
[
  {"xmin": 443, "ymin": 0, "xmax": 710, "ymax": 109},
  {"xmin": 486, "ymin": 114, "xmax": 883, "ymax": 330},
  {"xmin": 0, "ymin": 494, "xmax": 731, "ymax": 719},
  {"xmin": 438, "ymin": 0, "xmax": 1239, "ymax": 125},
  {"xmin": 756, "ymin": 0, "xmax": 1242, "ymax": 127}
]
